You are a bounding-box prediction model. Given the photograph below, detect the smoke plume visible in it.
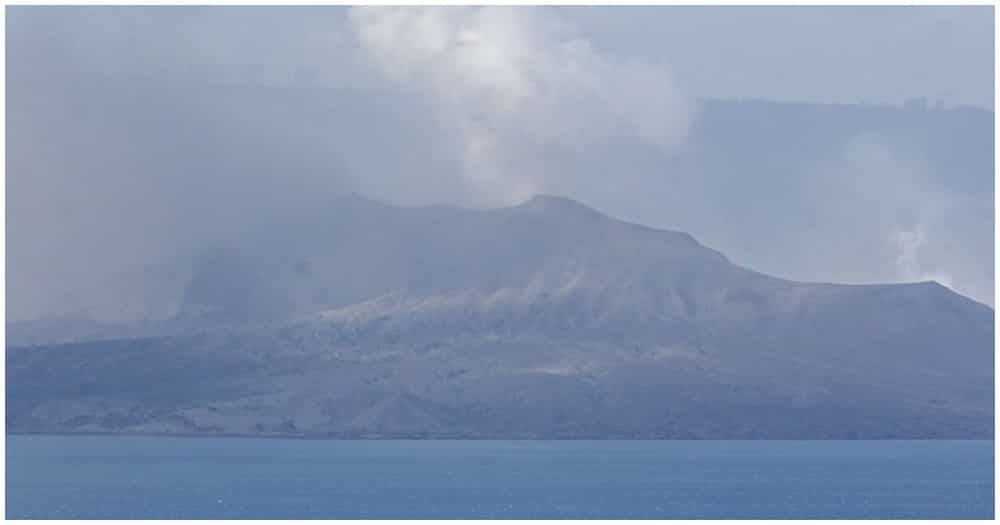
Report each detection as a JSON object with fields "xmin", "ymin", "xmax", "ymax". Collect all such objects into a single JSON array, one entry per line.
[{"xmin": 349, "ymin": 6, "xmax": 693, "ymax": 206}]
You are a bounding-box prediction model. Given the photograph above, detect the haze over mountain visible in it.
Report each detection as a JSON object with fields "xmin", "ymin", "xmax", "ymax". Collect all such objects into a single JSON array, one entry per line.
[
  {"xmin": 6, "ymin": 6, "xmax": 993, "ymax": 440},
  {"xmin": 6, "ymin": 94, "xmax": 993, "ymax": 328},
  {"xmin": 8, "ymin": 194, "xmax": 993, "ymax": 438},
  {"xmin": 6, "ymin": 7, "xmax": 995, "ymax": 326}
]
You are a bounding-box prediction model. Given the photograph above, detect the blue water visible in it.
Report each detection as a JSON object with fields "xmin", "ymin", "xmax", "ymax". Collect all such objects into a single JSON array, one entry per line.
[{"xmin": 5, "ymin": 436, "xmax": 993, "ymax": 519}]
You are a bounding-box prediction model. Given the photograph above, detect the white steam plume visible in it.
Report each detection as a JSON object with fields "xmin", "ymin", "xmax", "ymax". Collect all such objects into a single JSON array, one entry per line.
[
  {"xmin": 890, "ymin": 225, "xmax": 955, "ymax": 289},
  {"xmin": 349, "ymin": 6, "xmax": 693, "ymax": 206}
]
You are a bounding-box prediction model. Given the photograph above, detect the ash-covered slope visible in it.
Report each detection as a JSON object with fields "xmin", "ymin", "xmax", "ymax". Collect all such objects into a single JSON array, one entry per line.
[
  {"xmin": 7, "ymin": 194, "xmax": 994, "ymax": 438},
  {"xmin": 174, "ymin": 194, "xmax": 731, "ymax": 324}
]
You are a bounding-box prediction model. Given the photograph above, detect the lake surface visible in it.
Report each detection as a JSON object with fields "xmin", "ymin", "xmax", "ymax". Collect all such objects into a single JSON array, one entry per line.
[{"xmin": 5, "ymin": 436, "xmax": 993, "ymax": 519}]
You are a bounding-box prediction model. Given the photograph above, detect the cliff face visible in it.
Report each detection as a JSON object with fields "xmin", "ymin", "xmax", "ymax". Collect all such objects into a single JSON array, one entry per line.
[{"xmin": 7, "ymin": 194, "xmax": 994, "ymax": 438}]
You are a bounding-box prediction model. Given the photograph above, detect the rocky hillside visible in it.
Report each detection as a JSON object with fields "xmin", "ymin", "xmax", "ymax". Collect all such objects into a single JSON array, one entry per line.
[{"xmin": 7, "ymin": 194, "xmax": 994, "ymax": 438}]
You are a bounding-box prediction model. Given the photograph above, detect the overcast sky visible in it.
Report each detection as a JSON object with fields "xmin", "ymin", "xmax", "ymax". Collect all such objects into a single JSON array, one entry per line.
[
  {"xmin": 570, "ymin": 6, "xmax": 994, "ymax": 110},
  {"xmin": 6, "ymin": 6, "xmax": 995, "ymax": 321},
  {"xmin": 9, "ymin": 6, "xmax": 995, "ymax": 107}
]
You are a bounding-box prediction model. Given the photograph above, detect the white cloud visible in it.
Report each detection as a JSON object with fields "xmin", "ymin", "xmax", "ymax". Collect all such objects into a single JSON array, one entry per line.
[{"xmin": 349, "ymin": 6, "xmax": 693, "ymax": 206}]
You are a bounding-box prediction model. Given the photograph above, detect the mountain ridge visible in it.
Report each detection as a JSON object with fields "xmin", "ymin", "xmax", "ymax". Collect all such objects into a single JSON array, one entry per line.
[{"xmin": 6, "ymin": 192, "xmax": 993, "ymax": 439}]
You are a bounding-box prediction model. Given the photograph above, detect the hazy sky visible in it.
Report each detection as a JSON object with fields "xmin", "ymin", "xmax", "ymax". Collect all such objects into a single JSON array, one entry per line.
[
  {"xmin": 8, "ymin": 6, "xmax": 994, "ymax": 107},
  {"xmin": 570, "ymin": 6, "xmax": 994, "ymax": 110},
  {"xmin": 6, "ymin": 6, "xmax": 995, "ymax": 321}
]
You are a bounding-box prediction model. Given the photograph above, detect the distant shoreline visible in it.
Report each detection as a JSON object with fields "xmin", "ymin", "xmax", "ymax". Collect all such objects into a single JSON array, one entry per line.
[{"xmin": 6, "ymin": 431, "xmax": 988, "ymax": 442}]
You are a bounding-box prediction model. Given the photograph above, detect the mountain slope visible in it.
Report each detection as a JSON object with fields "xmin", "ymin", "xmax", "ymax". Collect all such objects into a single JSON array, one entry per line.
[{"xmin": 6, "ymin": 194, "xmax": 994, "ymax": 438}]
